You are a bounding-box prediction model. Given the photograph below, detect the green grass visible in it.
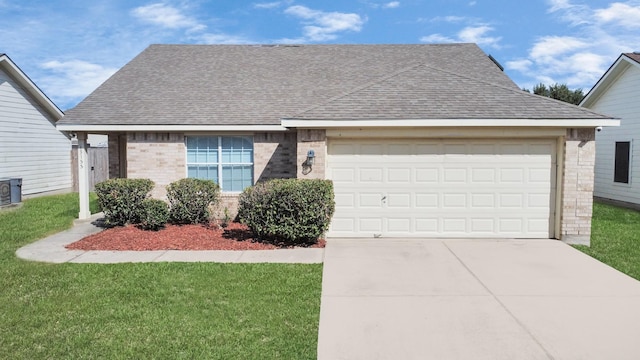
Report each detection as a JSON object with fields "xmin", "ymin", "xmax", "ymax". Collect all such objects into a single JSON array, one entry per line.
[
  {"xmin": 0, "ymin": 193, "xmax": 322, "ymax": 359},
  {"xmin": 575, "ymin": 201, "xmax": 640, "ymax": 281}
]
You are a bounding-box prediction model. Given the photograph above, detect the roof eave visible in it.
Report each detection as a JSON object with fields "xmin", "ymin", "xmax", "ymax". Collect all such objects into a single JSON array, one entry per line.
[
  {"xmin": 581, "ymin": 54, "xmax": 640, "ymax": 108},
  {"xmin": 281, "ymin": 118, "xmax": 620, "ymax": 128},
  {"xmin": 56, "ymin": 124, "xmax": 289, "ymax": 132},
  {"xmin": 0, "ymin": 54, "xmax": 64, "ymax": 120}
]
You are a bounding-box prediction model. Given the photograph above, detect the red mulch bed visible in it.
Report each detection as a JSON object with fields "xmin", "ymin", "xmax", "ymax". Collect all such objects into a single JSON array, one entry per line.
[{"xmin": 66, "ymin": 222, "xmax": 326, "ymax": 251}]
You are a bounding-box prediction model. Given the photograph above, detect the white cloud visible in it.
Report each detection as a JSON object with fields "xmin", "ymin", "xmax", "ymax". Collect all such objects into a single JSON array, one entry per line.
[
  {"xmin": 507, "ymin": 1, "xmax": 640, "ymax": 91},
  {"xmin": 39, "ymin": 60, "xmax": 117, "ymax": 104},
  {"xmin": 505, "ymin": 59, "xmax": 533, "ymax": 72},
  {"xmin": 529, "ymin": 36, "xmax": 588, "ymax": 59},
  {"xmin": 595, "ymin": 2, "xmax": 640, "ymax": 28},
  {"xmin": 254, "ymin": 0, "xmax": 292, "ymax": 9},
  {"xmin": 420, "ymin": 24, "xmax": 501, "ymax": 48},
  {"xmin": 419, "ymin": 34, "xmax": 455, "ymax": 43},
  {"xmin": 131, "ymin": 3, "xmax": 205, "ymax": 32},
  {"xmin": 429, "ymin": 15, "xmax": 467, "ymax": 23},
  {"xmin": 199, "ymin": 33, "xmax": 254, "ymax": 44},
  {"xmin": 458, "ymin": 25, "xmax": 502, "ymax": 48},
  {"xmin": 284, "ymin": 5, "xmax": 365, "ymax": 41},
  {"xmin": 383, "ymin": 2, "xmax": 400, "ymax": 9},
  {"xmin": 547, "ymin": 0, "xmax": 572, "ymax": 12}
]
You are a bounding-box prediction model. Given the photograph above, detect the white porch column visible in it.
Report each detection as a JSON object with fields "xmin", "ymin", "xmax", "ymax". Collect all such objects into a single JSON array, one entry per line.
[{"xmin": 77, "ymin": 132, "xmax": 91, "ymax": 219}]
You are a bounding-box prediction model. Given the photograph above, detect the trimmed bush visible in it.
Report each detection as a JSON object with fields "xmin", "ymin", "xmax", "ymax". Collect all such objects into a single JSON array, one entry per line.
[
  {"xmin": 237, "ymin": 179, "xmax": 335, "ymax": 245},
  {"xmin": 138, "ymin": 199, "xmax": 170, "ymax": 231},
  {"xmin": 94, "ymin": 178, "xmax": 154, "ymax": 226},
  {"xmin": 166, "ymin": 178, "xmax": 220, "ymax": 224}
]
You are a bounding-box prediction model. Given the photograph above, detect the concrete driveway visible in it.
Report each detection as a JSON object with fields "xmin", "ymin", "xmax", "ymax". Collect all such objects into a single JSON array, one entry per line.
[{"xmin": 318, "ymin": 239, "xmax": 640, "ymax": 360}]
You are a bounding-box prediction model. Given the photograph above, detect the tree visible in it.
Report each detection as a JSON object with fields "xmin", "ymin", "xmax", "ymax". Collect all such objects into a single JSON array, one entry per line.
[{"xmin": 527, "ymin": 83, "xmax": 584, "ymax": 105}]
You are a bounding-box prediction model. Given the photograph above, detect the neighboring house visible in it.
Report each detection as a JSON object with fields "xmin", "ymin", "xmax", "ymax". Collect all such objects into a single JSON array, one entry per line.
[
  {"xmin": 580, "ymin": 53, "xmax": 640, "ymax": 207},
  {"xmin": 58, "ymin": 44, "xmax": 617, "ymax": 244},
  {"xmin": 0, "ymin": 54, "xmax": 71, "ymax": 197}
]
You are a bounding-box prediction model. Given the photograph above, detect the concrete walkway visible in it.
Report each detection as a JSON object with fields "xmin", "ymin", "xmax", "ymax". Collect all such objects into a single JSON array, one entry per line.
[
  {"xmin": 16, "ymin": 214, "xmax": 324, "ymax": 264},
  {"xmin": 318, "ymin": 238, "xmax": 640, "ymax": 360}
]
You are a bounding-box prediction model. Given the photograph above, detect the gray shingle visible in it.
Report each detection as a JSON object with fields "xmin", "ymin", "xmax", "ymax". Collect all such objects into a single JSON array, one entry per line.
[{"xmin": 59, "ymin": 43, "xmax": 607, "ymax": 126}]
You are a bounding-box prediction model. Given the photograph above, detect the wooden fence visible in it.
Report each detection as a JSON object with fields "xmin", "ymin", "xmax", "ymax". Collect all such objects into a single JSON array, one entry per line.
[{"xmin": 71, "ymin": 146, "xmax": 109, "ymax": 191}]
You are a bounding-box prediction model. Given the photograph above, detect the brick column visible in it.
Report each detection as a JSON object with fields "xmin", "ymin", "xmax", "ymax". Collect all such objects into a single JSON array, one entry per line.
[
  {"xmin": 561, "ymin": 128, "xmax": 595, "ymax": 245},
  {"xmin": 296, "ymin": 129, "xmax": 326, "ymax": 179}
]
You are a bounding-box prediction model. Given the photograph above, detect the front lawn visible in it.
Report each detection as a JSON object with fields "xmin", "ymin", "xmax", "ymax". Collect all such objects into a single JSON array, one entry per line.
[
  {"xmin": 575, "ymin": 201, "xmax": 640, "ymax": 281},
  {"xmin": 0, "ymin": 193, "xmax": 322, "ymax": 359}
]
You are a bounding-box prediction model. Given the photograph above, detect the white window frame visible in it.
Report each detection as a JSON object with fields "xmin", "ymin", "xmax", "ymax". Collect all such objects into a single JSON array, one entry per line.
[{"xmin": 185, "ymin": 135, "xmax": 254, "ymax": 193}]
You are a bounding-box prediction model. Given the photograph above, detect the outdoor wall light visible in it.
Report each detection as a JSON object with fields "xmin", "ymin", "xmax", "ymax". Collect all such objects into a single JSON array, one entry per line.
[
  {"xmin": 302, "ymin": 149, "xmax": 315, "ymax": 175},
  {"xmin": 306, "ymin": 149, "xmax": 315, "ymax": 166}
]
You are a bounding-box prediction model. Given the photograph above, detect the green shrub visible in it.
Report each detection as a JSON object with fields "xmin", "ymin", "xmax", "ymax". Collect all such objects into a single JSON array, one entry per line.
[
  {"xmin": 138, "ymin": 198, "xmax": 170, "ymax": 231},
  {"xmin": 237, "ymin": 179, "xmax": 335, "ymax": 245},
  {"xmin": 166, "ymin": 178, "xmax": 220, "ymax": 224},
  {"xmin": 94, "ymin": 178, "xmax": 154, "ymax": 226}
]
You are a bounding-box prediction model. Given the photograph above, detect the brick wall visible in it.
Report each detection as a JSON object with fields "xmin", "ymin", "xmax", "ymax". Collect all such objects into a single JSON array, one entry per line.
[
  {"xmin": 296, "ymin": 129, "xmax": 326, "ymax": 179},
  {"xmin": 126, "ymin": 132, "xmax": 185, "ymax": 199},
  {"xmin": 253, "ymin": 131, "xmax": 297, "ymax": 181},
  {"xmin": 107, "ymin": 133, "xmax": 121, "ymax": 178},
  {"xmin": 561, "ymin": 128, "xmax": 596, "ymax": 245}
]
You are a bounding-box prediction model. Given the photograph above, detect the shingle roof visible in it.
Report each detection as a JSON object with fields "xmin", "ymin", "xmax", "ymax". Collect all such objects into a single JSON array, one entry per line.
[
  {"xmin": 290, "ymin": 62, "xmax": 608, "ymax": 120},
  {"xmin": 624, "ymin": 52, "xmax": 640, "ymax": 64},
  {"xmin": 60, "ymin": 43, "xmax": 608, "ymax": 126}
]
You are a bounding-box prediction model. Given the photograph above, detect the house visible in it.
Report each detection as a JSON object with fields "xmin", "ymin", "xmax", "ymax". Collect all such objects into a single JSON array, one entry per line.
[
  {"xmin": 0, "ymin": 54, "xmax": 72, "ymax": 198},
  {"xmin": 57, "ymin": 44, "xmax": 618, "ymax": 244},
  {"xmin": 580, "ymin": 53, "xmax": 640, "ymax": 207}
]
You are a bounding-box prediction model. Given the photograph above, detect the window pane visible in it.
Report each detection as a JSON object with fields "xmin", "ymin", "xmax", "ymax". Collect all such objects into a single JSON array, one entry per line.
[
  {"xmin": 221, "ymin": 136, "xmax": 253, "ymax": 164},
  {"xmin": 222, "ymin": 165, "xmax": 252, "ymax": 192},
  {"xmin": 614, "ymin": 142, "xmax": 631, "ymax": 184},
  {"xmin": 187, "ymin": 136, "xmax": 218, "ymax": 164}
]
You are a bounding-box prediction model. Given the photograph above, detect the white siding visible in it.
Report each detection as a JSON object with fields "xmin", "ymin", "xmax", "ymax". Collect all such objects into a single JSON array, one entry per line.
[
  {"xmin": 0, "ymin": 69, "xmax": 71, "ymax": 195},
  {"xmin": 591, "ymin": 65, "xmax": 640, "ymax": 204}
]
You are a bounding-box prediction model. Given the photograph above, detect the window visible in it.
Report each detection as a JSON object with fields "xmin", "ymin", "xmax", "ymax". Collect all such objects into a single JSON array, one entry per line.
[
  {"xmin": 614, "ymin": 141, "xmax": 631, "ymax": 184},
  {"xmin": 186, "ymin": 136, "xmax": 253, "ymax": 192}
]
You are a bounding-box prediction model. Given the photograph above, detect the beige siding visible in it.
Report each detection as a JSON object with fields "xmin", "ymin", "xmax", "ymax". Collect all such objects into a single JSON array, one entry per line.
[
  {"xmin": 0, "ymin": 68, "xmax": 71, "ymax": 195},
  {"xmin": 591, "ymin": 65, "xmax": 640, "ymax": 204}
]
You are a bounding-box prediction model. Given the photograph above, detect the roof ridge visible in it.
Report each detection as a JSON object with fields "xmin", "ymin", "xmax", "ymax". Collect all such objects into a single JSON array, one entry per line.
[{"xmin": 287, "ymin": 62, "xmax": 427, "ymax": 118}]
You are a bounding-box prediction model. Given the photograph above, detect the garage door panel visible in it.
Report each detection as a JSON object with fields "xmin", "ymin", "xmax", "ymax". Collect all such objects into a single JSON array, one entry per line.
[
  {"xmin": 331, "ymin": 168, "xmax": 356, "ymax": 182},
  {"xmin": 335, "ymin": 193, "xmax": 355, "ymax": 208},
  {"xmin": 359, "ymin": 168, "xmax": 383, "ymax": 182},
  {"xmin": 359, "ymin": 218, "xmax": 383, "ymax": 232},
  {"xmin": 444, "ymin": 168, "xmax": 467, "ymax": 182},
  {"xmin": 416, "ymin": 168, "xmax": 440, "ymax": 182},
  {"xmin": 387, "ymin": 193, "xmax": 411, "ymax": 208},
  {"xmin": 443, "ymin": 218, "xmax": 467, "ymax": 232},
  {"xmin": 471, "ymin": 193, "xmax": 495, "ymax": 208},
  {"xmin": 472, "ymin": 168, "xmax": 496, "ymax": 182},
  {"xmin": 416, "ymin": 193, "xmax": 439, "ymax": 208},
  {"xmin": 443, "ymin": 193, "xmax": 467, "ymax": 208},
  {"xmin": 471, "ymin": 218, "xmax": 495, "ymax": 232},
  {"xmin": 387, "ymin": 168, "xmax": 411, "ymax": 182},
  {"xmin": 327, "ymin": 138, "xmax": 555, "ymax": 238},
  {"xmin": 359, "ymin": 193, "xmax": 384, "ymax": 208}
]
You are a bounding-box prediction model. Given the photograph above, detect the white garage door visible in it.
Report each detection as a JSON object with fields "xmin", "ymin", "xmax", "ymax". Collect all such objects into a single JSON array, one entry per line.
[{"xmin": 327, "ymin": 138, "xmax": 556, "ymax": 238}]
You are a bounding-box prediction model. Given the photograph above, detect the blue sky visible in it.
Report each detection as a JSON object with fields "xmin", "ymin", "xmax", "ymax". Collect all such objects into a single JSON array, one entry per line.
[{"xmin": 2, "ymin": 0, "xmax": 640, "ymax": 110}]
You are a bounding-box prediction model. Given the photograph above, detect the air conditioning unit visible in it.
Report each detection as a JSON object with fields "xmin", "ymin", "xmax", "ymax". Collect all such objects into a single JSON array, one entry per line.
[{"xmin": 0, "ymin": 180, "xmax": 10, "ymax": 206}]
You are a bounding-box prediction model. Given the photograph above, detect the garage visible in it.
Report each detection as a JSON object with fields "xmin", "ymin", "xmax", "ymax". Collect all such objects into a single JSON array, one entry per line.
[{"xmin": 327, "ymin": 138, "xmax": 557, "ymax": 238}]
